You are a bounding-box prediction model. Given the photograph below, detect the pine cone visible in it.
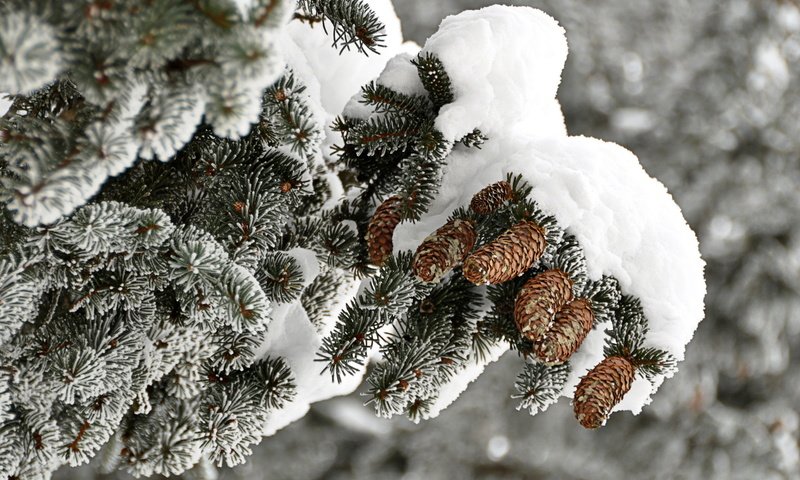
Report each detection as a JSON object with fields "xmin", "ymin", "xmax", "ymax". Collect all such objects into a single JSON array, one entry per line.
[
  {"xmin": 412, "ymin": 219, "xmax": 476, "ymax": 283},
  {"xmin": 535, "ymin": 298, "xmax": 594, "ymax": 364},
  {"xmin": 514, "ymin": 269, "xmax": 573, "ymax": 342},
  {"xmin": 573, "ymin": 356, "xmax": 635, "ymax": 429},
  {"xmin": 470, "ymin": 180, "xmax": 513, "ymax": 214},
  {"xmin": 366, "ymin": 196, "xmax": 402, "ymax": 266},
  {"xmin": 463, "ymin": 220, "xmax": 546, "ymax": 285}
]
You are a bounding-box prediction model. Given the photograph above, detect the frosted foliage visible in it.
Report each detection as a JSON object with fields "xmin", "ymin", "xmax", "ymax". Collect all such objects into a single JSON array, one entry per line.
[
  {"xmin": 0, "ymin": 0, "xmax": 294, "ymax": 226},
  {"xmin": 137, "ymin": 86, "xmax": 207, "ymax": 161},
  {"xmin": 79, "ymin": 122, "xmax": 138, "ymax": 177},
  {"xmin": 206, "ymin": 82, "xmax": 267, "ymax": 140},
  {"xmin": 0, "ymin": 12, "xmax": 63, "ymax": 94}
]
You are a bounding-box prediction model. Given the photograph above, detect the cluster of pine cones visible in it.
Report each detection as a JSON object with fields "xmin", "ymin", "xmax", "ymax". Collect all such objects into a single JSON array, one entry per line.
[{"xmin": 365, "ymin": 180, "xmax": 638, "ymax": 429}]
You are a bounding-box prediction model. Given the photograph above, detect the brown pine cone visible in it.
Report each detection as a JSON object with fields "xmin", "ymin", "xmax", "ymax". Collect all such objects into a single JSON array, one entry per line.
[
  {"xmin": 514, "ymin": 269, "xmax": 573, "ymax": 342},
  {"xmin": 412, "ymin": 219, "xmax": 476, "ymax": 283},
  {"xmin": 535, "ymin": 297, "xmax": 594, "ymax": 364},
  {"xmin": 470, "ymin": 180, "xmax": 514, "ymax": 214},
  {"xmin": 573, "ymin": 356, "xmax": 635, "ymax": 429},
  {"xmin": 366, "ymin": 196, "xmax": 402, "ymax": 266},
  {"xmin": 462, "ymin": 220, "xmax": 546, "ymax": 285}
]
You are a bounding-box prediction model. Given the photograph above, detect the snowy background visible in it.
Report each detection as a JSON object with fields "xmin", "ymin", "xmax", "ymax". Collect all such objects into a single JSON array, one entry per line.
[{"xmin": 57, "ymin": 0, "xmax": 799, "ymax": 478}]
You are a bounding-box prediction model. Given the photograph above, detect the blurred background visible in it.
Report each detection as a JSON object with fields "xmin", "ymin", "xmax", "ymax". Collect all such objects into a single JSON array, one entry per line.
[{"xmin": 64, "ymin": 0, "xmax": 800, "ymax": 478}]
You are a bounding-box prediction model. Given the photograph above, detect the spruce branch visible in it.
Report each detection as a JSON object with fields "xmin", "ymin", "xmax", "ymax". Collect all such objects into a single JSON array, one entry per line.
[
  {"xmin": 513, "ymin": 361, "xmax": 570, "ymax": 416},
  {"xmin": 360, "ymin": 82, "xmax": 434, "ymax": 118},
  {"xmin": 604, "ymin": 295, "xmax": 676, "ymax": 380},
  {"xmin": 412, "ymin": 53, "xmax": 455, "ymax": 110},
  {"xmin": 317, "ymin": 304, "xmax": 385, "ymax": 382},
  {"xmin": 458, "ymin": 128, "xmax": 488, "ymax": 149},
  {"xmin": 256, "ymin": 252, "xmax": 305, "ymax": 303},
  {"xmin": 296, "ymin": 0, "xmax": 386, "ymax": 55}
]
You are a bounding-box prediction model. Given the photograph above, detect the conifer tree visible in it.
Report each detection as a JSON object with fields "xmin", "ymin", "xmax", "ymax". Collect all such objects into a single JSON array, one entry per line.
[
  {"xmin": 0, "ymin": 0, "xmax": 385, "ymax": 477},
  {"xmin": 0, "ymin": 1, "xmax": 708, "ymax": 478}
]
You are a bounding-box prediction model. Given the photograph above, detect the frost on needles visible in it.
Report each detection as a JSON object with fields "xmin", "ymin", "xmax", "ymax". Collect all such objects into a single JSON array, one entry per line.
[
  {"xmin": 0, "ymin": 0, "xmax": 390, "ymax": 477},
  {"xmin": 0, "ymin": 2, "xmax": 706, "ymax": 479}
]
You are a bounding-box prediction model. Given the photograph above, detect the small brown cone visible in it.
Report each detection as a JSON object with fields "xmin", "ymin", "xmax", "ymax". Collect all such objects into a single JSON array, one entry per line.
[
  {"xmin": 462, "ymin": 220, "xmax": 546, "ymax": 285},
  {"xmin": 470, "ymin": 180, "xmax": 514, "ymax": 214},
  {"xmin": 366, "ymin": 196, "xmax": 402, "ymax": 266},
  {"xmin": 573, "ymin": 356, "xmax": 635, "ymax": 429},
  {"xmin": 514, "ymin": 269, "xmax": 573, "ymax": 342},
  {"xmin": 535, "ymin": 298, "xmax": 594, "ymax": 364},
  {"xmin": 412, "ymin": 219, "xmax": 476, "ymax": 283}
]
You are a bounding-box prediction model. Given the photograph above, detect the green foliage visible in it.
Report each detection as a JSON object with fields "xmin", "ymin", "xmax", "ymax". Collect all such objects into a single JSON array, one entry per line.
[
  {"xmin": 604, "ymin": 295, "xmax": 676, "ymax": 379},
  {"xmin": 0, "ymin": 62, "xmax": 351, "ymax": 477},
  {"xmin": 297, "ymin": 0, "xmax": 387, "ymax": 55},
  {"xmin": 331, "ymin": 52, "xmax": 477, "ymax": 224},
  {"xmin": 581, "ymin": 275, "xmax": 622, "ymax": 325},
  {"xmin": 0, "ymin": 0, "xmax": 302, "ymax": 226},
  {"xmin": 319, "ymin": 252, "xmax": 424, "ymax": 383},
  {"xmin": 257, "ymin": 252, "xmax": 306, "ymax": 303},
  {"xmin": 366, "ymin": 275, "xmax": 482, "ymax": 421},
  {"xmin": 512, "ymin": 361, "xmax": 570, "ymax": 415},
  {"xmin": 550, "ymin": 234, "xmax": 589, "ymax": 293},
  {"xmin": 411, "ymin": 53, "xmax": 454, "ymax": 109}
]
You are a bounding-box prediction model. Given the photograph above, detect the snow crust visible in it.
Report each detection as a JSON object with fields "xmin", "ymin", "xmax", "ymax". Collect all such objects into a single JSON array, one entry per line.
[
  {"xmin": 391, "ymin": 132, "xmax": 705, "ymax": 415},
  {"xmin": 422, "ymin": 6, "xmax": 568, "ymax": 142},
  {"xmin": 0, "ymin": 95, "xmax": 10, "ymax": 116},
  {"xmin": 362, "ymin": 5, "xmax": 707, "ymax": 416},
  {"xmin": 286, "ymin": 0, "xmax": 408, "ymax": 117}
]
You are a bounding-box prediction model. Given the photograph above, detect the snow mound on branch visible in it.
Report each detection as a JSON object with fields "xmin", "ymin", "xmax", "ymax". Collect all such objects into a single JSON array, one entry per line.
[
  {"xmin": 394, "ymin": 133, "xmax": 705, "ymax": 415},
  {"xmin": 421, "ymin": 5, "xmax": 568, "ymax": 142},
  {"xmin": 285, "ymin": 0, "xmax": 417, "ymax": 177},
  {"xmin": 258, "ymin": 273, "xmax": 364, "ymax": 436},
  {"xmin": 285, "ymin": 0, "xmax": 409, "ymax": 117},
  {"xmin": 0, "ymin": 94, "xmax": 10, "ymax": 116}
]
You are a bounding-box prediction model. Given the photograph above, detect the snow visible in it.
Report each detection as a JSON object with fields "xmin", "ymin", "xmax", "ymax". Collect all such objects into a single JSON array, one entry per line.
[
  {"xmin": 0, "ymin": 94, "xmax": 10, "ymax": 116},
  {"xmin": 421, "ymin": 6, "xmax": 569, "ymax": 142},
  {"xmin": 315, "ymin": 398, "xmax": 392, "ymax": 436},
  {"xmin": 393, "ymin": 132, "xmax": 705, "ymax": 415},
  {"xmin": 374, "ymin": 5, "xmax": 705, "ymax": 417},
  {"xmin": 286, "ymin": 0, "xmax": 407, "ymax": 117},
  {"xmin": 425, "ymin": 341, "xmax": 507, "ymax": 419}
]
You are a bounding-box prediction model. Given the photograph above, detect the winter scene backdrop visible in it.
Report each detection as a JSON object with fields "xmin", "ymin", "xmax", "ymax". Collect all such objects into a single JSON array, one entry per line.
[{"xmin": 0, "ymin": 0, "xmax": 796, "ymax": 479}]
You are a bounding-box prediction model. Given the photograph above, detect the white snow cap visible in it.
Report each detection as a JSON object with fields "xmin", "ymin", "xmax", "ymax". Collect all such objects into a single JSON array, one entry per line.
[
  {"xmin": 394, "ymin": 130, "xmax": 706, "ymax": 416},
  {"xmin": 422, "ymin": 5, "xmax": 569, "ymax": 142},
  {"xmin": 388, "ymin": 5, "xmax": 705, "ymax": 417},
  {"xmin": 0, "ymin": 94, "xmax": 11, "ymax": 116},
  {"xmin": 286, "ymin": 0, "xmax": 408, "ymax": 117}
]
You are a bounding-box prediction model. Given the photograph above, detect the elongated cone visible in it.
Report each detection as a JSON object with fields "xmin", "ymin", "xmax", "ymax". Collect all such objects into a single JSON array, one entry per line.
[
  {"xmin": 470, "ymin": 180, "xmax": 513, "ymax": 214},
  {"xmin": 535, "ymin": 298, "xmax": 594, "ymax": 364},
  {"xmin": 463, "ymin": 220, "xmax": 546, "ymax": 284},
  {"xmin": 573, "ymin": 356, "xmax": 635, "ymax": 429},
  {"xmin": 366, "ymin": 196, "xmax": 402, "ymax": 266},
  {"xmin": 514, "ymin": 269, "xmax": 573, "ymax": 342},
  {"xmin": 412, "ymin": 219, "xmax": 476, "ymax": 283}
]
